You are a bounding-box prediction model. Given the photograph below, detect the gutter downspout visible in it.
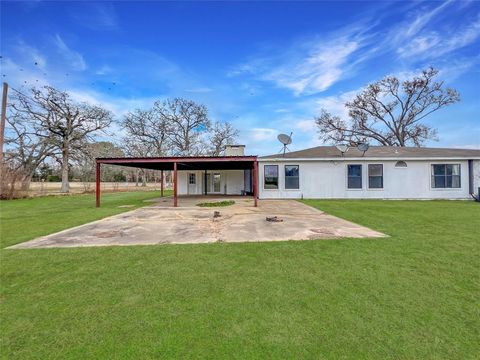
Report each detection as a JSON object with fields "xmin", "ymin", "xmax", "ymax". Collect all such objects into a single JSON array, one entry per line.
[{"xmin": 468, "ymin": 160, "xmax": 479, "ymax": 201}]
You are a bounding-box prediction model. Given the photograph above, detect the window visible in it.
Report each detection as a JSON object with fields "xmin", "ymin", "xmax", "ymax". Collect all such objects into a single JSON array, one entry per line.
[
  {"xmin": 395, "ymin": 161, "xmax": 407, "ymax": 168},
  {"xmin": 188, "ymin": 173, "xmax": 196, "ymax": 185},
  {"xmin": 432, "ymin": 164, "xmax": 461, "ymax": 188},
  {"xmin": 347, "ymin": 165, "xmax": 362, "ymax": 189},
  {"xmin": 264, "ymin": 165, "xmax": 278, "ymax": 189},
  {"xmin": 368, "ymin": 164, "xmax": 383, "ymax": 189},
  {"xmin": 285, "ymin": 165, "xmax": 299, "ymax": 189}
]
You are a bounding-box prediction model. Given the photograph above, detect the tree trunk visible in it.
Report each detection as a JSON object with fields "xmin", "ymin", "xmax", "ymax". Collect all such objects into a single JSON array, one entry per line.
[
  {"xmin": 60, "ymin": 148, "xmax": 70, "ymax": 193},
  {"xmin": 20, "ymin": 173, "xmax": 33, "ymax": 191}
]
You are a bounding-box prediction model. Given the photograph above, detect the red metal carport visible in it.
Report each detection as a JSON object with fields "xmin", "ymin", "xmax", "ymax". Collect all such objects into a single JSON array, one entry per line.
[{"xmin": 95, "ymin": 156, "xmax": 258, "ymax": 207}]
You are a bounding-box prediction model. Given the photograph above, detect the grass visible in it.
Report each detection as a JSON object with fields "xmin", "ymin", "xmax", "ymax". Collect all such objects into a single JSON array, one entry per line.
[
  {"xmin": 1, "ymin": 198, "xmax": 479, "ymax": 359},
  {"xmin": 0, "ymin": 190, "xmax": 170, "ymax": 248},
  {"xmin": 197, "ymin": 200, "xmax": 235, "ymax": 207}
]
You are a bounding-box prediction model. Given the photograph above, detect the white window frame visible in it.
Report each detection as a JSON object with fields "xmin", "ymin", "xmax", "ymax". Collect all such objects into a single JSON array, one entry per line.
[
  {"xmin": 346, "ymin": 164, "xmax": 363, "ymax": 190},
  {"xmin": 430, "ymin": 163, "xmax": 462, "ymax": 191},
  {"xmin": 367, "ymin": 164, "xmax": 384, "ymax": 190},
  {"xmin": 263, "ymin": 164, "xmax": 279, "ymax": 190},
  {"xmin": 188, "ymin": 173, "xmax": 196, "ymax": 185},
  {"xmin": 284, "ymin": 165, "xmax": 300, "ymax": 191}
]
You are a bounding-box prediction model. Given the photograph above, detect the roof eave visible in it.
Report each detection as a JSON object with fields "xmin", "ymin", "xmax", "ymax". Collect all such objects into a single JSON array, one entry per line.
[{"xmin": 258, "ymin": 156, "xmax": 480, "ymax": 161}]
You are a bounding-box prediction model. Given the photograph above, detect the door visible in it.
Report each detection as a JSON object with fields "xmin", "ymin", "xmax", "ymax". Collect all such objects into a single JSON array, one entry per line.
[
  {"xmin": 188, "ymin": 173, "xmax": 197, "ymax": 195},
  {"xmin": 212, "ymin": 173, "xmax": 221, "ymax": 193}
]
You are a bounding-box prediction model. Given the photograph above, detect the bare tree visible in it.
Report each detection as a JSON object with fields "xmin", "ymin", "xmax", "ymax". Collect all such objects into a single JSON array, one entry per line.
[
  {"xmin": 10, "ymin": 86, "xmax": 113, "ymax": 192},
  {"xmin": 72, "ymin": 141, "xmax": 124, "ymax": 191},
  {"xmin": 315, "ymin": 67, "xmax": 460, "ymax": 146},
  {"xmin": 209, "ymin": 121, "xmax": 240, "ymax": 156},
  {"xmin": 155, "ymin": 98, "xmax": 210, "ymax": 156},
  {"xmin": 122, "ymin": 108, "xmax": 171, "ymax": 156},
  {"xmin": 120, "ymin": 138, "xmax": 155, "ymax": 186},
  {"xmin": 3, "ymin": 112, "xmax": 54, "ymax": 192}
]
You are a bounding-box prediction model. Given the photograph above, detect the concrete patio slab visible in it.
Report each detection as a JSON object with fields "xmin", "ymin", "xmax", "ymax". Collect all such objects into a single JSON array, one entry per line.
[{"xmin": 9, "ymin": 197, "xmax": 386, "ymax": 249}]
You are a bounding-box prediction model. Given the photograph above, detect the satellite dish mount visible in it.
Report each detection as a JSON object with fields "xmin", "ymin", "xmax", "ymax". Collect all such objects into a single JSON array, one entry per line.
[{"xmin": 278, "ymin": 132, "xmax": 293, "ymax": 156}]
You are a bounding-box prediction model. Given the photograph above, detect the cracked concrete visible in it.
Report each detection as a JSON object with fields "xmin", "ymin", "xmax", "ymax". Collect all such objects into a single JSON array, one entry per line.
[{"xmin": 9, "ymin": 197, "xmax": 386, "ymax": 249}]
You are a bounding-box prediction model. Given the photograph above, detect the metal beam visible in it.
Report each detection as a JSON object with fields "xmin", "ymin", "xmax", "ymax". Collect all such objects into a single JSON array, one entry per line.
[
  {"xmin": 97, "ymin": 155, "xmax": 257, "ymax": 164},
  {"xmin": 96, "ymin": 161, "xmax": 101, "ymax": 207},
  {"xmin": 160, "ymin": 169, "xmax": 164, "ymax": 197},
  {"xmin": 253, "ymin": 160, "xmax": 258, "ymax": 207},
  {"xmin": 204, "ymin": 169, "xmax": 208, "ymax": 195},
  {"xmin": 0, "ymin": 82, "xmax": 8, "ymax": 166},
  {"xmin": 173, "ymin": 162, "xmax": 178, "ymax": 207}
]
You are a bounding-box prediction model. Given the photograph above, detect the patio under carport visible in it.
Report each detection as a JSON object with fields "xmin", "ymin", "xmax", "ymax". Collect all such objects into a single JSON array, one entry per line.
[{"xmin": 95, "ymin": 156, "xmax": 259, "ymax": 207}]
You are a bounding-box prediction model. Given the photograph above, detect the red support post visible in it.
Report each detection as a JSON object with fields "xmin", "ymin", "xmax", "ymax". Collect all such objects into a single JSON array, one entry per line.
[
  {"xmin": 160, "ymin": 170, "xmax": 164, "ymax": 197},
  {"xmin": 253, "ymin": 160, "xmax": 258, "ymax": 207},
  {"xmin": 96, "ymin": 161, "xmax": 101, "ymax": 207},
  {"xmin": 173, "ymin": 162, "xmax": 178, "ymax": 207}
]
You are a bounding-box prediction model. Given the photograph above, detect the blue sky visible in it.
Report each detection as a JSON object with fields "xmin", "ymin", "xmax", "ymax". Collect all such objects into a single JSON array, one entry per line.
[{"xmin": 1, "ymin": 0, "xmax": 479, "ymax": 155}]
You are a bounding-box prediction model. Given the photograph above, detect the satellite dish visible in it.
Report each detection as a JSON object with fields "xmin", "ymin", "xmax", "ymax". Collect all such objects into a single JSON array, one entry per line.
[
  {"xmin": 357, "ymin": 143, "xmax": 369, "ymax": 155},
  {"xmin": 335, "ymin": 144, "xmax": 349, "ymax": 156},
  {"xmin": 278, "ymin": 133, "xmax": 292, "ymax": 145},
  {"xmin": 278, "ymin": 132, "xmax": 293, "ymax": 156}
]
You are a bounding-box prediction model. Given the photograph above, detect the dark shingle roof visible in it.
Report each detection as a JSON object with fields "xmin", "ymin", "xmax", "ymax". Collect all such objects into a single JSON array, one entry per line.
[{"xmin": 260, "ymin": 146, "xmax": 480, "ymax": 159}]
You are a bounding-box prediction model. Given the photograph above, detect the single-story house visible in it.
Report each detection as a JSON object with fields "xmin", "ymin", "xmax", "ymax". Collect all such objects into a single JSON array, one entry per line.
[{"xmin": 95, "ymin": 144, "xmax": 480, "ymax": 207}]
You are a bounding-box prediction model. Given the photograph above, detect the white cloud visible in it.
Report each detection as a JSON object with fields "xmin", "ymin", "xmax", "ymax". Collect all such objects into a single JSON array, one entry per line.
[
  {"xmin": 397, "ymin": 33, "xmax": 441, "ymax": 58},
  {"xmin": 229, "ymin": 19, "xmax": 372, "ymax": 96},
  {"xmin": 251, "ymin": 38, "xmax": 361, "ymax": 96},
  {"xmin": 53, "ymin": 34, "xmax": 87, "ymax": 71},
  {"xmin": 95, "ymin": 65, "xmax": 113, "ymax": 75},
  {"xmin": 1, "ymin": 57, "xmax": 50, "ymax": 88},
  {"xmin": 250, "ymin": 128, "xmax": 277, "ymax": 141},
  {"xmin": 437, "ymin": 57, "xmax": 480, "ymax": 81},
  {"xmin": 314, "ymin": 89, "xmax": 360, "ymax": 118},
  {"xmin": 14, "ymin": 41, "xmax": 47, "ymax": 69},
  {"xmin": 67, "ymin": 88, "xmax": 158, "ymax": 118},
  {"xmin": 295, "ymin": 120, "xmax": 317, "ymax": 132},
  {"xmin": 398, "ymin": 18, "xmax": 480, "ymax": 59},
  {"xmin": 70, "ymin": 3, "xmax": 119, "ymax": 31},
  {"xmin": 288, "ymin": 41, "xmax": 357, "ymax": 95},
  {"xmin": 399, "ymin": 0, "xmax": 453, "ymax": 39}
]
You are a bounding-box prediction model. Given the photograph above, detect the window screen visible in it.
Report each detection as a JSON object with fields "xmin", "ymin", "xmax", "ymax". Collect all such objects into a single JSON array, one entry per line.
[
  {"xmin": 432, "ymin": 164, "xmax": 461, "ymax": 188},
  {"xmin": 264, "ymin": 165, "xmax": 278, "ymax": 189},
  {"xmin": 285, "ymin": 165, "xmax": 299, "ymax": 189},
  {"xmin": 368, "ymin": 164, "xmax": 383, "ymax": 189},
  {"xmin": 347, "ymin": 165, "xmax": 362, "ymax": 189}
]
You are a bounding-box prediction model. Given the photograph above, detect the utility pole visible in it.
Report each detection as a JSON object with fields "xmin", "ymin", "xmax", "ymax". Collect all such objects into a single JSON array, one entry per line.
[{"xmin": 0, "ymin": 82, "xmax": 8, "ymax": 166}]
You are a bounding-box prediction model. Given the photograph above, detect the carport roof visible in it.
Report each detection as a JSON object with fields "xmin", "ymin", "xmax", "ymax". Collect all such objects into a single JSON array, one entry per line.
[{"xmin": 96, "ymin": 156, "xmax": 257, "ymax": 170}]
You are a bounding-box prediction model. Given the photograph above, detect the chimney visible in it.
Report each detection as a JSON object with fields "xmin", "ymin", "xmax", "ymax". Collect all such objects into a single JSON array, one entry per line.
[{"xmin": 224, "ymin": 145, "xmax": 245, "ymax": 156}]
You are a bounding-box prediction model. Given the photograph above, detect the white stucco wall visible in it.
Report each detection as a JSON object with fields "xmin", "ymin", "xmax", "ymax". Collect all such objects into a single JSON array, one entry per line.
[
  {"xmin": 258, "ymin": 159, "xmax": 476, "ymax": 200},
  {"xmin": 177, "ymin": 170, "xmax": 245, "ymax": 195}
]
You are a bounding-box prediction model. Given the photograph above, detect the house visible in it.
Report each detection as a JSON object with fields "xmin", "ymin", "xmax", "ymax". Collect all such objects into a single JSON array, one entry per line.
[
  {"xmin": 258, "ymin": 146, "xmax": 480, "ymax": 200},
  {"xmin": 95, "ymin": 144, "xmax": 480, "ymax": 207}
]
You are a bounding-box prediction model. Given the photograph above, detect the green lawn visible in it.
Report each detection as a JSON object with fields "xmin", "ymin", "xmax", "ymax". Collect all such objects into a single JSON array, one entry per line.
[{"xmin": 1, "ymin": 198, "xmax": 479, "ymax": 359}]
